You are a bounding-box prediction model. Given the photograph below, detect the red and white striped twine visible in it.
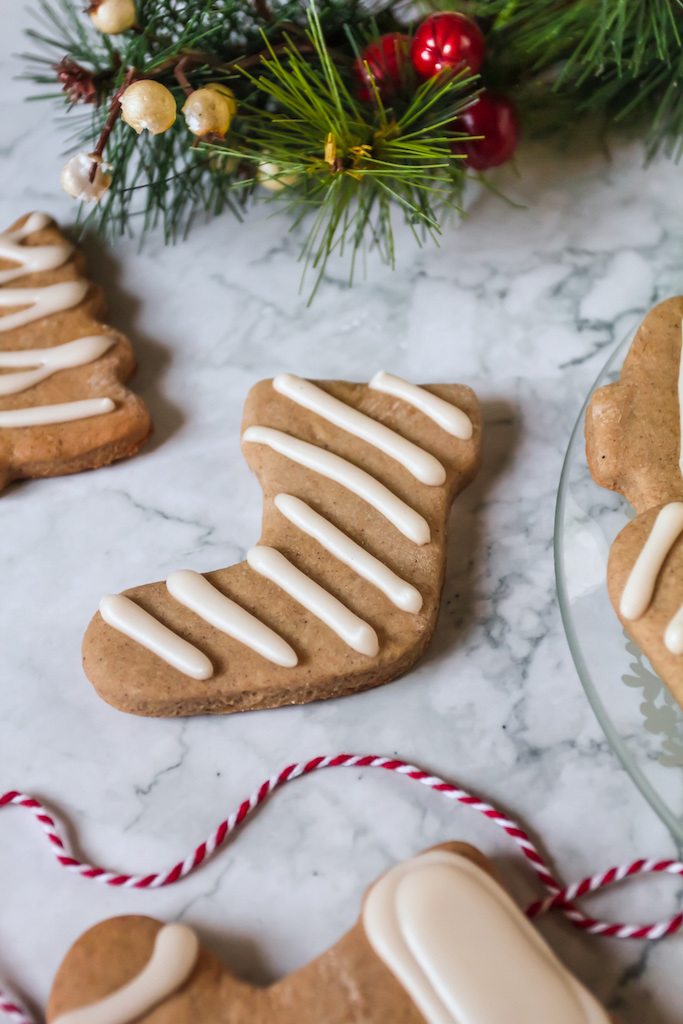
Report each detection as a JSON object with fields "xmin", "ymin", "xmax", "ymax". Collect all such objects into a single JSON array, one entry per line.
[{"xmin": 1, "ymin": 753, "xmax": 682, "ymax": 1024}]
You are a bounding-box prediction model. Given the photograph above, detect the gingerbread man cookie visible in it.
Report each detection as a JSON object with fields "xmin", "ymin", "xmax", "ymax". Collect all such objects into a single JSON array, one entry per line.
[
  {"xmin": 586, "ymin": 296, "xmax": 683, "ymax": 514},
  {"xmin": 586, "ymin": 297, "xmax": 683, "ymax": 709},
  {"xmin": 47, "ymin": 843, "xmax": 612, "ymax": 1024},
  {"xmin": 82, "ymin": 373, "xmax": 481, "ymax": 716},
  {"xmin": 0, "ymin": 212, "xmax": 152, "ymax": 491}
]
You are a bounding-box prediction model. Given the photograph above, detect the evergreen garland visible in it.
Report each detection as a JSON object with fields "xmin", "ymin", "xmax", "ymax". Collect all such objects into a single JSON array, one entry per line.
[{"xmin": 20, "ymin": 0, "xmax": 683, "ymax": 297}]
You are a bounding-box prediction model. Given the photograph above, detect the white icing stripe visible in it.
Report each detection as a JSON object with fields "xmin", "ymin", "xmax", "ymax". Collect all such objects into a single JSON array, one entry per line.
[
  {"xmin": 242, "ymin": 426, "xmax": 430, "ymax": 546},
  {"xmin": 620, "ymin": 502, "xmax": 683, "ymax": 619},
  {"xmin": 274, "ymin": 493, "xmax": 423, "ymax": 614},
  {"xmin": 0, "ymin": 335, "xmax": 114, "ymax": 395},
  {"xmin": 273, "ymin": 373, "xmax": 446, "ymax": 486},
  {"xmin": 6, "ymin": 212, "xmax": 51, "ymax": 240},
  {"xmin": 166, "ymin": 568, "xmax": 298, "ymax": 668},
  {"xmin": 678, "ymin": 320, "xmax": 683, "ymax": 482},
  {"xmin": 51, "ymin": 923, "xmax": 199, "ymax": 1024},
  {"xmin": 0, "ymin": 213, "xmax": 72, "ymax": 284},
  {"xmin": 99, "ymin": 594, "xmax": 213, "ymax": 680},
  {"xmin": 0, "ymin": 280, "xmax": 88, "ymax": 333},
  {"xmin": 363, "ymin": 851, "xmax": 609, "ymax": 1024},
  {"xmin": 246, "ymin": 546, "xmax": 379, "ymax": 656},
  {"xmin": 665, "ymin": 605, "xmax": 683, "ymax": 654},
  {"xmin": 369, "ymin": 371, "xmax": 473, "ymax": 441},
  {"xmin": 0, "ymin": 217, "xmax": 115, "ymax": 429},
  {"xmin": 0, "ymin": 397, "xmax": 115, "ymax": 427}
]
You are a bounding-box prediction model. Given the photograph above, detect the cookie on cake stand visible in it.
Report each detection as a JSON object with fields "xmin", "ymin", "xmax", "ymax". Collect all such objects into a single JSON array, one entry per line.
[{"xmin": 586, "ymin": 296, "xmax": 683, "ymax": 711}]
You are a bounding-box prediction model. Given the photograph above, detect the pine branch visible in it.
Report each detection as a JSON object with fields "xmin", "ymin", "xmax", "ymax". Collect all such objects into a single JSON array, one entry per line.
[
  {"xmin": 23, "ymin": 0, "xmax": 683, "ymax": 292},
  {"xmin": 205, "ymin": 9, "xmax": 472, "ymax": 295},
  {"xmin": 23, "ymin": 0, "xmax": 476, "ymax": 296},
  {"xmin": 478, "ymin": 0, "xmax": 683, "ymax": 156}
]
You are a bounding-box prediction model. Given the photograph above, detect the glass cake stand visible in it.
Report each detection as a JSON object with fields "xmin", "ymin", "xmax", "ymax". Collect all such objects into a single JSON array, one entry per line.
[{"xmin": 555, "ymin": 328, "xmax": 683, "ymax": 843}]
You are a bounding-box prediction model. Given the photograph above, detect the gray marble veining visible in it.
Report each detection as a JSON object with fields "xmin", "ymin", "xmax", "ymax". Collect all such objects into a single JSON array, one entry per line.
[{"xmin": 1, "ymin": 9, "xmax": 683, "ymax": 1022}]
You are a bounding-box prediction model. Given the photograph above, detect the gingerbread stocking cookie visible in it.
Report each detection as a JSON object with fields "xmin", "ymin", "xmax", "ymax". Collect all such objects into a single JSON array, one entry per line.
[
  {"xmin": 47, "ymin": 843, "xmax": 612, "ymax": 1024},
  {"xmin": 0, "ymin": 212, "xmax": 152, "ymax": 491},
  {"xmin": 83, "ymin": 373, "xmax": 481, "ymax": 716}
]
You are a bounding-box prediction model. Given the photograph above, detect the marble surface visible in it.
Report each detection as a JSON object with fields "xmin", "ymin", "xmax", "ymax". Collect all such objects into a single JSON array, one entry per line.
[{"xmin": 2, "ymin": 7, "xmax": 683, "ymax": 1023}]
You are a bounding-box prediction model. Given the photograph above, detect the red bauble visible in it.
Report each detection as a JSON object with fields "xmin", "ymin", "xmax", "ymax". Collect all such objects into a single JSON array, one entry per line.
[
  {"xmin": 451, "ymin": 92, "xmax": 519, "ymax": 171},
  {"xmin": 411, "ymin": 12, "xmax": 485, "ymax": 80},
  {"xmin": 354, "ymin": 33, "xmax": 411, "ymax": 103}
]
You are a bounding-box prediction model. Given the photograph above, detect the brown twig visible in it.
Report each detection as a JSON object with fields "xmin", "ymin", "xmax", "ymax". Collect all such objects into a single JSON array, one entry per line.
[
  {"xmin": 88, "ymin": 66, "xmax": 136, "ymax": 182},
  {"xmin": 174, "ymin": 57, "xmax": 194, "ymax": 97},
  {"xmin": 253, "ymin": 0, "xmax": 272, "ymax": 21}
]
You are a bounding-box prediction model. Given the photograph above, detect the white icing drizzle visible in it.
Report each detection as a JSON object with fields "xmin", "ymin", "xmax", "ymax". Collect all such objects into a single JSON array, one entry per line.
[
  {"xmin": 242, "ymin": 425, "xmax": 430, "ymax": 546},
  {"xmin": 363, "ymin": 850, "xmax": 609, "ymax": 1024},
  {"xmin": 274, "ymin": 493, "xmax": 423, "ymax": 614},
  {"xmin": 99, "ymin": 594, "xmax": 213, "ymax": 680},
  {"xmin": 619, "ymin": 502, "xmax": 683, "ymax": 620},
  {"xmin": 273, "ymin": 373, "xmax": 446, "ymax": 486},
  {"xmin": 665, "ymin": 604, "xmax": 683, "ymax": 654},
  {"xmin": 246, "ymin": 545, "xmax": 379, "ymax": 656},
  {"xmin": 51, "ymin": 923, "xmax": 199, "ymax": 1024},
  {"xmin": 0, "ymin": 280, "xmax": 89, "ymax": 333},
  {"xmin": 678, "ymin": 319, "xmax": 683, "ymax": 482},
  {"xmin": 5, "ymin": 212, "xmax": 51, "ymax": 241},
  {"xmin": 0, "ymin": 217, "xmax": 113, "ymax": 423},
  {"xmin": 0, "ymin": 335, "xmax": 114, "ymax": 395},
  {"xmin": 369, "ymin": 371, "xmax": 473, "ymax": 441},
  {"xmin": 166, "ymin": 568, "xmax": 298, "ymax": 668},
  {"xmin": 0, "ymin": 212, "xmax": 72, "ymax": 284},
  {"xmin": 0, "ymin": 397, "xmax": 115, "ymax": 428}
]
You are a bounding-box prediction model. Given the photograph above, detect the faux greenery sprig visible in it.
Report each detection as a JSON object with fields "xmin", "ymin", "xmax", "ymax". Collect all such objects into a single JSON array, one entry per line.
[
  {"xmin": 23, "ymin": 0, "xmax": 683, "ymax": 299},
  {"xmin": 215, "ymin": 18, "xmax": 476, "ymax": 295},
  {"xmin": 22, "ymin": 0, "xmax": 479, "ymax": 297}
]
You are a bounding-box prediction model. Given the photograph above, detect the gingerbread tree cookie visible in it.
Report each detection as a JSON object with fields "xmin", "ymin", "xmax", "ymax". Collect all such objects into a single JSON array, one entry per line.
[
  {"xmin": 0, "ymin": 212, "xmax": 152, "ymax": 491},
  {"xmin": 83, "ymin": 373, "xmax": 481, "ymax": 716},
  {"xmin": 47, "ymin": 843, "xmax": 612, "ymax": 1024}
]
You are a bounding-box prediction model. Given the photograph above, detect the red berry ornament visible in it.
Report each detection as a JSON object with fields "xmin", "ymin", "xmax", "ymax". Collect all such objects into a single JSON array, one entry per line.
[
  {"xmin": 354, "ymin": 33, "xmax": 410, "ymax": 103},
  {"xmin": 451, "ymin": 92, "xmax": 519, "ymax": 171},
  {"xmin": 411, "ymin": 12, "xmax": 485, "ymax": 80}
]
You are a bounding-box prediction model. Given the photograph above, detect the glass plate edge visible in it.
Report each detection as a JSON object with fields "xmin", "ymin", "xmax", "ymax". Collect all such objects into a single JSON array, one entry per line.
[{"xmin": 553, "ymin": 325, "xmax": 683, "ymax": 842}]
